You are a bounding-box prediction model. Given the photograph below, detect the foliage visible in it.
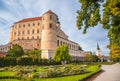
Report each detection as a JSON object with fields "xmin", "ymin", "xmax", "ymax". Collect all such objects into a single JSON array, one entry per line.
[
  {"xmin": 76, "ymin": 0, "xmax": 103, "ymax": 34},
  {"xmin": 0, "ymin": 57, "xmax": 16, "ymax": 67},
  {"xmin": 32, "ymin": 65, "xmax": 99, "ymax": 81},
  {"xmin": 38, "ymin": 65, "xmax": 88, "ymax": 78},
  {"xmin": 54, "ymin": 45, "xmax": 71, "ymax": 63},
  {"xmin": 85, "ymin": 54, "xmax": 99, "ymax": 62},
  {"xmin": 85, "ymin": 53, "xmax": 94, "ymax": 62},
  {"xmin": 8, "ymin": 44, "xmax": 24, "ymax": 57},
  {"xmin": 24, "ymin": 49, "xmax": 41, "ymax": 61},
  {"xmin": 0, "ymin": 65, "xmax": 100, "ymax": 81},
  {"xmin": 78, "ymin": 45, "xmax": 83, "ymax": 51},
  {"xmin": 77, "ymin": 0, "xmax": 120, "ymax": 60},
  {"xmin": 109, "ymin": 45, "xmax": 120, "ymax": 61}
]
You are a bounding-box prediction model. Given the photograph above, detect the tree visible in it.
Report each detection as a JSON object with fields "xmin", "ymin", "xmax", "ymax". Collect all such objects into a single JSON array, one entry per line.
[
  {"xmin": 25, "ymin": 49, "xmax": 41, "ymax": 61},
  {"xmin": 77, "ymin": 0, "xmax": 120, "ymax": 60},
  {"xmin": 109, "ymin": 45, "xmax": 120, "ymax": 61},
  {"xmin": 78, "ymin": 45, "xmax": 83, "ymax": 51},
  {"xmin": 54, "ymin": 45, "xmax": 71, "ymax": 64},
  {"xmin": 8, "ymin": 44, "xmax": 24, "ymax": 57},
  {"xmin": 85, "ymin": 53, "xmax": 94, "ymax": 62},
  {"xmin": 85, "ymin": 53, "xmax": 99, "ymax": 62},
  {"xmin": 92, "ymin": 55, "xmax": 99, "ymax": 62}
]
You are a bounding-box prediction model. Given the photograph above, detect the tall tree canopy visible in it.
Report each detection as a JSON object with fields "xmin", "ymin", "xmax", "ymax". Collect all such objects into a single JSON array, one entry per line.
[
  {"xmin": 77, "ymin": 0, "xmax": 120, "ymax": 60},
  {"xmin": 8, "ymin": 44, "xmax": 24, "ymax": 57},
  {"xmin": 54, "ymin": 45, "xmax": 71, "ymax": 63}
]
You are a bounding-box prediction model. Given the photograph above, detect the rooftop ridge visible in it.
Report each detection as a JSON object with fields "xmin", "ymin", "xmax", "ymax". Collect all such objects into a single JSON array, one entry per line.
[{"xmin": 16, "ymin": 17, "xmax": 42, "ymax": 23}]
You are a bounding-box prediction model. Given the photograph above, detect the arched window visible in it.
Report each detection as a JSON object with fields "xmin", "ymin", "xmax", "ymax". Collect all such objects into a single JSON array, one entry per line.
[
  {"xmin": 50, "ymin": 15, "xmax": 52, "ymax": 20},
  {"xmin": 38, "ymin": 22, "xmax": 40, "ymax": 26},
  {"xmin": 22, "ymin": 31, "xmax": 24, "ymax": 35},
  {"xmin": 28, "ymin": 23, "xmax": 30, "ymax": 27},
  {"xmin": 49, "ymin": 23, "xmax": 52, "ymax": 28},
  {"xmin": 32, "ymin": 30, "xmax": 34, "ymax": 34},
  {"xmin": 27, "ymin": 37, "xmax": 29, "ymax": 39},
  {"xmin": 33, "ymin": 23, "xmax": 35, "ymax": 26},
  {"xmin": 27, "ymin": 30, "xmax": 30, "ymax": 34},
  {"xmin": 37, "ymin": 29, "xmax": 39, "ymax": 33},
  {"xmin": 23, "ymin": 24, "xmax": 25, "ymax": 27},
  {"xmin": 14, "ymin": 32, "xmax": 16, "ymax": 36},
  {"xmin": 57, "ymin": 40, "xmax": 59, "ymax": 46},
  {"xmin": 32, "ymin": 36, "xmax": 34, "ymax": 39},
  {"xmin": 18, "ymin": 31, "xmax": 20, "ymax": 35},
  {"xmin": 37, "ymin": 36, "xmax": 39, "ymax": 39}
]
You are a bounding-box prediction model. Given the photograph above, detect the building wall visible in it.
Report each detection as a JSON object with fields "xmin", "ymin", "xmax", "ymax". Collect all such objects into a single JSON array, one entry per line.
[
  {"xmin": 0, "ymin": 10, "xmax": 86, "ymax": 60},
  {"xmin": 0, "ymin": 43, "xmax": 11, "ymax": 52}
]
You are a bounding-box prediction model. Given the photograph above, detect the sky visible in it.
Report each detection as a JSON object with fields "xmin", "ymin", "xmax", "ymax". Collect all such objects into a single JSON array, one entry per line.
[{"xmin": 0, "ymin": 0, "xmax": 109, "ymax": 56}]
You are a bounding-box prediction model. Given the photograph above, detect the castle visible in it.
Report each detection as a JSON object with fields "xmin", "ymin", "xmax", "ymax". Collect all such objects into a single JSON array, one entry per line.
[{"xmin": 0, "ymin": 10, "xmax": 85, "ymax": 60}]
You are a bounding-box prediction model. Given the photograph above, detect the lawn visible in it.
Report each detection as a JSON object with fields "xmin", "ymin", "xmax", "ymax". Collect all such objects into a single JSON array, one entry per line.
[
  {"xmin": 0, "ymin": 64, "xmax": 100, "ymax": 81},
  {"xmin": 0, "ymin": 79, "xmax": 20, "ymax": 81},
  {"xmin": 0, "ymin": 72, "xmax": 15, "ymax": 76},
  {"xmin": 32, "ymin": 65, "xmax": 100, "ymax": 81}
]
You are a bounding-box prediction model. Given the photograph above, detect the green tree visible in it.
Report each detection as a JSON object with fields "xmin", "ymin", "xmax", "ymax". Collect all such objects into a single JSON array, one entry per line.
[
  {"xmin": 109, "ymin": 45, "xmax": 120, "ymax": 61},
  {"xmin": 85, "ymin": 53, "xmax": 99, "ymax": 62},
  {"xmin": 8, "ymin": 44, "xmax": 24, "ymax": 57},
  {"xmin": 78, "ymin": 45, "xmax": 83, "ymax": 51},
  {"xmin": 85, "ymin": 53, "xmax": 94, "ymax": 62},
  {"xmin": 77, "ymin": 0, "xmax": 120, "ymax": 60},
  {"xmin": 54, "ymin": 45, "xmax": 71, "ymax": 64},
  {"xmin": 25, "ymin": 49, "xmax": 41, "ymax": 61},
  {"xmin": 92, "ymin": 55, "xmax": 99, "ymax": 62}
]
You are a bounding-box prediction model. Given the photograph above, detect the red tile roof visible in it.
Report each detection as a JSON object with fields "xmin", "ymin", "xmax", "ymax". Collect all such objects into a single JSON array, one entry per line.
[
  {"xmin": 16, "ymin": 17, "xmax": 42, "ymax": 23},
  {"xmin": 44, "ymin": 10, "xmax": 57, "ymax": 16},
  {"xmin": 47, "ymin": 10, "xmax": 53, "ymax": 13},
  {"xmin": 0, "ymin": 51, "xmax": 6, "ymax": 57}
]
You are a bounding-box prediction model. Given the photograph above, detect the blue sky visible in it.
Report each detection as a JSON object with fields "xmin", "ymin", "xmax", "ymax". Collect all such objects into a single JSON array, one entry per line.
[{"xmin": 0, "ymin": 0, "xmax": 109, "ymax": 55}]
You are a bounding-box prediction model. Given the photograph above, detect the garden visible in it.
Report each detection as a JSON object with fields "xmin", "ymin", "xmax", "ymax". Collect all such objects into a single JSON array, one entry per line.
[{"xmin": 0, "ymin": 64, "xmax": 101, "ymax": 81}]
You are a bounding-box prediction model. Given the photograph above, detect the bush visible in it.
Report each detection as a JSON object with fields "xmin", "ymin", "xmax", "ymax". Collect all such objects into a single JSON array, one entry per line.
[{"xmin": 39, "ymin": 65, "xmax": 89, "ymax": 78}]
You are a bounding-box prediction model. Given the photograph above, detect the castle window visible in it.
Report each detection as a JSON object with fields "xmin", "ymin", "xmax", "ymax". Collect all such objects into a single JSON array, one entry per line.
[
  {"xmin": 37, "ymin": 44, "xmax": 39, "ymax": 46},
  {"xmin": 22, "ymin": 37, "xmax": 24, "ymax": 40},
  {"xmin": 27, "ymin": 30, "xmax": 30, "ymax": 34},
  {"xmin": 49, "ymin": 23, "xmax": 52, "ymax": 28},
  {"xmin": 27, "ymin": 37, "xmax": 29, "ymax": 39},
  {"xmin": 22, "ymin": 31, "xmax": 24, "ymax": 35},
  {"xmin": 32, "ymin": 36, "xmax": 34, "ymax": 39},
  {"xmin": 19, "ymin": 25, "xmax": 21, "ymax": 28},
  {"xmin": 23, "ymin": 24, "xmax": 25, "ymax": 27},
  {"xmin": 57, "ymin": 40, "xmax": 59, "ymax": 46},
  {"xmin": 18, "ymin": 38, "xmax": 20, "ymax": 40},
  {"xmin": 50, "ymin": 15, "xmax": 52, "ymax": 20},
  {"xmin": 32, "ymin": 30, "xmax": 34, "ymax": 34},
  {"xmin": 37, "ymin": 36, "xmax": 39, "ymax": 39},
  {"xmin": 33, "ymin": 23, "xmax": 35, "ymax": 26},
  {"xmin": 18, "ymin": 31, "xmax": 20, "ymax": 35},
  {"xmin": 42, "ymin": 25, "xmax": 44, "ymax": 29},
  {"xmin": 28, "ymin": 24, "xmax": 30, "ymax": 27},
  {"xmin": 14, "ymin": 32, "xmax": 16, "ymax": 36},
  {"xmin": 38, "ymin": 23, "xmax": 40, "ymax": 26},
  {"xmin": 37, "ymin": 29, "xmax": 39, "ymax": 33}
]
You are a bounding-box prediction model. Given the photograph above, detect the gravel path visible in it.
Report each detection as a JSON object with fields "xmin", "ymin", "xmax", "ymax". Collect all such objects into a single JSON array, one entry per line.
[{"xmin": 93, "ymin": 63, "xmax": 120, "ymax": 81}]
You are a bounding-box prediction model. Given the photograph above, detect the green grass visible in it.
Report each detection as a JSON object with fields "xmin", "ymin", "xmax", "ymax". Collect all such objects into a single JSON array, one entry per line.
[
  {"xmin": 0, "ymin": 64, "xmax": 100, "ymax": 81},
  {"xmin": 0, "ymin": 72, "xmax": 15, "ymax": 76},
  {"xmin": 32, "ymin": 65, "xmax": 100, "ymax": 81},
  {"xmin": 0, "ymin": 79, "xmax": 20, "ymax": 81}
]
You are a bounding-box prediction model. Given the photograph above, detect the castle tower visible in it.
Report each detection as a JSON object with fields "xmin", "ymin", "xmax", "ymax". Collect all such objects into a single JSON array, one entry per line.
[
  {"xmin": 41, "ymin": 10, "xmax": 58, "ymax": 59},
  {"xmin": 96, "ymin": 43, "xmax": 102, "ymax": 59}
]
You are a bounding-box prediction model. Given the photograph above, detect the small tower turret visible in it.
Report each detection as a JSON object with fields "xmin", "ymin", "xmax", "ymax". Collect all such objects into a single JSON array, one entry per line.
[{"xmin": 41, "ymin": 10, "xmax": 58, "ymax": 59}]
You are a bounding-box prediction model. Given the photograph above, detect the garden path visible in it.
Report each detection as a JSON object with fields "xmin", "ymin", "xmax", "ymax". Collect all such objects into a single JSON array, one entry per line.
[{"xmin": 93, "ymin": 63, "xmax": 120, "ymax": 81}]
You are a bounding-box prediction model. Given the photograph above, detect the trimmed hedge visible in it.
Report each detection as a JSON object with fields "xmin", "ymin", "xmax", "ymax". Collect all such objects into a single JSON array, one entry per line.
[
  {"xmin": 0, "ymin": 76, "xmax": 25, "ymax": 81},
  {"xmin": 0, "ymin": 57, "xmax": 60, "ymax": 67}
]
